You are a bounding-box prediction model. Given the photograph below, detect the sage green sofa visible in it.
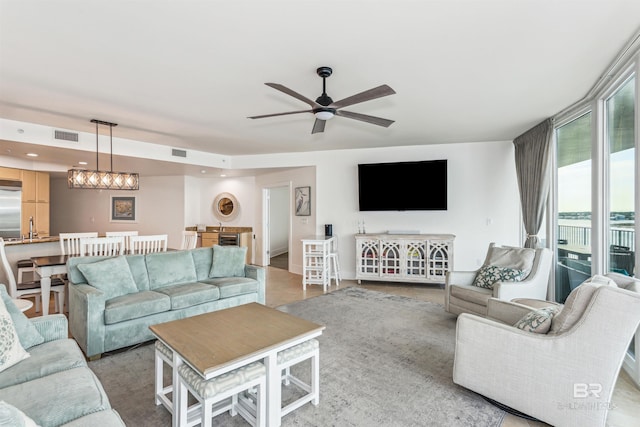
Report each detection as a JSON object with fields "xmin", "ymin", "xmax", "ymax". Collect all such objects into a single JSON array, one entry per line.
[
  {"xmin": 67, "ymin": 246, "xmax": 265, "ymax": 358},
  {"xmin": 0, "ymin": 286, "xmax": 125, "ymax": 427}
]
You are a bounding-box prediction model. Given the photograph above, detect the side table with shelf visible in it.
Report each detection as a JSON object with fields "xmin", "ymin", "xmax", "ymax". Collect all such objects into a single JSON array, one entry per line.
[
  {"xmin": 301, "ymin": 236, "xmax": 337, "ymax": 292},
  {"xmin": 355, "ymin": 233, "xmax": 455, "ymax": 285}
]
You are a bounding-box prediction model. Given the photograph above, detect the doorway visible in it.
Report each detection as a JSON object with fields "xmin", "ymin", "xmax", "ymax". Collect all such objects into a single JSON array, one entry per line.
[{"xmin": 265, "ymin": 185, "xmax": 291, "ymax": 270}]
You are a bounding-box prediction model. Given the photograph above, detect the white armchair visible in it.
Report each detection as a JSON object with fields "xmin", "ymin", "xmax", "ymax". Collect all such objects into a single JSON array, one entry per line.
[
  {"xmin": 445, "ymin": 242, "xmax": 552, "ymax": 316},
  {"xmin": 452, "ymin": 275, "xmax": 640, "ymax": 427}
]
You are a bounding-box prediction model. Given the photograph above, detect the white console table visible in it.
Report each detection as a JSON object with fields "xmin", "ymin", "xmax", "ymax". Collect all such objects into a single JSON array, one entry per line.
[{"xmin": 355, "ymin": 233, "xmax": 455, "ymax": 284}]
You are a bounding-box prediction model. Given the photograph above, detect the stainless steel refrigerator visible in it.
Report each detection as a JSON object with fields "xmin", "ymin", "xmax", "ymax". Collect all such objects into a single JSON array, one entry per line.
[{"xmin": 0, "ymin": 180, "xmax": 21, "ymax": 239}]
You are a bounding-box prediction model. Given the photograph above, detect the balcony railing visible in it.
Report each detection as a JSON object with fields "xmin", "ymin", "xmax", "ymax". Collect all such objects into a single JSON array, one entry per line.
[{"xmin": 558, "ymin": 225, "xmax": 635, "ymax": 252}]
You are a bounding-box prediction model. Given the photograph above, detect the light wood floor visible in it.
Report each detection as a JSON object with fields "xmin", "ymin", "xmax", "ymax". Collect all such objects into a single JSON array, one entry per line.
[{"xmin": 264, "ymin": 266, "xmax": 640, "ymax": 427}]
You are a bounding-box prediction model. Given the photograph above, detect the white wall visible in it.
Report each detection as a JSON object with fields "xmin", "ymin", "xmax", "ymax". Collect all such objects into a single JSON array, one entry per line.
[
  {"xmin": 50, "ymin": 175, "xmax": 187, "ymax": 249},
  {"xmin": 269, "ymin": 185, "xmax": 290, "ymax": 257},
  {"xmin": 239, "ymin": 141, "xmax": 522, "ymax": 277}
]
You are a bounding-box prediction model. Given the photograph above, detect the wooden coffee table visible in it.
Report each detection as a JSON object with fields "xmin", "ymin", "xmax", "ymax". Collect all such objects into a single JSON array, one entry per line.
[{"xmin": 149, "ymin": 302, "xmax": 325, "ymax": 427}]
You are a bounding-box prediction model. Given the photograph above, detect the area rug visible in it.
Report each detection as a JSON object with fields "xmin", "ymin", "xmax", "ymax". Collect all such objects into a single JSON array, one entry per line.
[{"xmin": 89, "ymin": 287, "xmax": 505, "ymax": 426}]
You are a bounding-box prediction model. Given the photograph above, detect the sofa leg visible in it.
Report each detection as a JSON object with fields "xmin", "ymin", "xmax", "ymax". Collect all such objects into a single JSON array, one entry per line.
[{"xmin": 88, "ymin": 354, "xmax": 102, "ymax": 361}]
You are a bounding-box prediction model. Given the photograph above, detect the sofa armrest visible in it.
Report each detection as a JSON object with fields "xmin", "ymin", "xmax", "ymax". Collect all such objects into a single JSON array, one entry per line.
[
  {"xmin": 486, "ymin": 298, "xmax": 536, "ymax": 324},
  {"xmin": 446, "ymin": 271, "xmax": 477, "ymax": 287},
  {"xmin": 245, "ymin": 265, "xmax": 266, "ymax": 304},
  {"xmin": 493, "ymin": 278, "xmax": 548, "ymax": 301},
  {"xmin": 30, "ymin": 314, "xmax": 68, "ymax": 342},
  {"xmin": 68, "ymin": 283, "xmax": 108, "ymax": 358}
]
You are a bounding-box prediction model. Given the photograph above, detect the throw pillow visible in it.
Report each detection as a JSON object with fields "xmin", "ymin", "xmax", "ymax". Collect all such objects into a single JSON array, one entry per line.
[
  {"xmin": 514, "ymin": 306, "xmax": 560, "ymax": 334},
  {"xmin": 485, "ymin": 245, "xmax": 536, "ymax": 277},
  {"xmin": 0, "ymin": 400, "xmax": 40, "ymax": 427},
  {"xmin": 210, "ymin": 245, "xmax": 247, "ymax": 278},
  {"xmin": 0, "ymin": 297, "xmax": 30, "ymax": 373},
  {"xmin": 77, "ymin": 256, "xmax": 139, "ymax": 300},
  {"xmin": 0, "ymin": 287, "xmax": 44, "ymax": 350},
  {"xmin": 472, "ymin": 265, "xmax": 526, "ymax": 289}
]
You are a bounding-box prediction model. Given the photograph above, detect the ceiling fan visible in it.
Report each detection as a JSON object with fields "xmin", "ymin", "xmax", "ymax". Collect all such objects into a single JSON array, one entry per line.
[{"xmin": 248, "ymin": 67, "xmax": 396, "ymax": 134}]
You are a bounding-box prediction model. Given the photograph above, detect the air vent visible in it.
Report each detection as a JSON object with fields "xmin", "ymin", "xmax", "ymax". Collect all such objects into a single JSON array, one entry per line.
[
  {"xmin": 54, "ymin": 129, "xmax": 79, "ymax": 142},
  {"xmin": 172, "ymin": 148, "xmax": 187, "ymax": 158}
]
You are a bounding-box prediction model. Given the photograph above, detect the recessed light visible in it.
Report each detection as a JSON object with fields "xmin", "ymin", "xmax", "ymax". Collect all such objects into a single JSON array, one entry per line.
[
  {"xmin": 200, "ymin": 170, "xmax": 206, "ymax": 174},
  {"xmin": 78, "ymin": 161, "xmax": 88, "ymax": 165},
  {"xmin": 26, "ymin": 153, "xmax": 38, "ymax": 157},
  {"xmin": 220, "ymin": 174, "xmax": 227, "ymax": 177}
]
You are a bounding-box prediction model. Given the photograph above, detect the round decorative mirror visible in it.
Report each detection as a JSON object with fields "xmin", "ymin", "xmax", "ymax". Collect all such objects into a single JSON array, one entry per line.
[{"xmin": 213, "ymin": 192, "xmax": 239, "ymax": 221}]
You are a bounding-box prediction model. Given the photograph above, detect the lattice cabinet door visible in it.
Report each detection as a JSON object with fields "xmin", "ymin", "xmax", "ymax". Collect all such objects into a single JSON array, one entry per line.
[
  {"xmin": 427, "ymin": 240, "xmax": 453, "ymax": 281},
  {"xmin": 403, "ymin": 240, "xmax": 427, "ymax": 279},
  {"xmin": 356, "ymin": 238, "xmax": 380, "ymax": 279},
  {"xmin": 380, "ymin": 240, "xmax": 402, "ymax": 278}
]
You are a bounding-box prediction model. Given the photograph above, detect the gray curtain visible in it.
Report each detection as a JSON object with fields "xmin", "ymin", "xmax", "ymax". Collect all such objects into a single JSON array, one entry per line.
[{"xmin": 513, "ymin": 118, "xmax": 553, "ymax": 248}]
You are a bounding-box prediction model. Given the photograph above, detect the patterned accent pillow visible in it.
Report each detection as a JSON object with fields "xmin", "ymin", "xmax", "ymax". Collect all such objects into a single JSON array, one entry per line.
[
  {"xmin": 0, "ymin": 400, "xmax": 40, "ymax": 427},
  {"xmin": 472, "ymin": 265, "xmax": 526, "ymax": 289},
  {"xmin": 514, "ymin": 306, "xmax": 560, "ymax": 334},
  {"xmin": 0, "ymin": 297, "xmax": 30, "ymax": 373}
]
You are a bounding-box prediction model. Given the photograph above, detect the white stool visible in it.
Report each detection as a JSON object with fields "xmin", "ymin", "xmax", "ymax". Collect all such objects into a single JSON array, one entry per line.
[
  {"xmin": 327, "ymin": 252, "xmax": 341, "ymax": 287},
  {"xmin": 154, "ymin": 341, "xmax": 174, "ymax": 414},
  {"xmin": 278, "ymin": 339, "xmax": 320, "ymax": 419},
  {"xmin": 177, "ymin": 361, "xmax": 266, "ymax": 427}
]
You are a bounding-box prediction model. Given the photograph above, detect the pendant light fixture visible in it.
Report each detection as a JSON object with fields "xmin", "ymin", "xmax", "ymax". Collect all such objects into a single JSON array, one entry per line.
[{"xmin": 67, "ymin": 119, "xmax": 139, "ymax": 190}]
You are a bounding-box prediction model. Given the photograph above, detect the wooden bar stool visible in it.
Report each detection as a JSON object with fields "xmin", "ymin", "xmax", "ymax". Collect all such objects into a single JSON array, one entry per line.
[
  {"xmin": 154, "ymin": 341, "xmax": 174, "ymax": 414},
  {"xmin": 278, "ymin": 338, "xmax": 320, "ymax": 419},
  {"xmin": 177, "ymin": 361, "xmax": 266, "ymax": 427}
]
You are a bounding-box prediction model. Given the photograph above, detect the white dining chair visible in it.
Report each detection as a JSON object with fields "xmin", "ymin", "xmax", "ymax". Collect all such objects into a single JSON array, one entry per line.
[
  {"xmin": 180, "ymin": 231, "xmax": 198, "ymax": 250},
  {"xmin": 59, "ymin": 232, "xmax": 99, "ymax": 255},
  {"xmin": 0, "ymin": 237, "xmax": 66, "ymax": 313},
  {"xmin": 80, "ymin": 236, "xmax": 125, "ymax": 256},
  {"xmin": 130, "ymin": 234, "xmax": 168, "ymax": 254},
  {"xmin": 105, "ymin": 231, "xmax": 139, "ymax": 253}
]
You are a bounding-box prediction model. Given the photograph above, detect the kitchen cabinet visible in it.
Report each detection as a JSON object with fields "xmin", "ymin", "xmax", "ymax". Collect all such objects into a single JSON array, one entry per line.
[
  {"xmin": 201, "ymin": 232, "xmax": 219, "ymax": 247},
  {"xmin": 0, "ymin": 167, "xmax": 21, "ymax": 181},
  {"xmin": 20, "ymin": 171, "xmax": 50, "ymax": 237}
]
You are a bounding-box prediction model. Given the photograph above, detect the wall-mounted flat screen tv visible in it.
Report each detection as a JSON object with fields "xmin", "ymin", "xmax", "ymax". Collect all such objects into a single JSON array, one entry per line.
[{"xmin": 358, "ymin": 159, "xmax": 447, "ymax": 211}]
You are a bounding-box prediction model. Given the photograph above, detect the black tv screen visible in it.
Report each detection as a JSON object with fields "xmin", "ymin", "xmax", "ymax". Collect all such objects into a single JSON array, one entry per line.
[{"xmin": 358, "ymin": 160, "xmax": 447, "ymax": 211}]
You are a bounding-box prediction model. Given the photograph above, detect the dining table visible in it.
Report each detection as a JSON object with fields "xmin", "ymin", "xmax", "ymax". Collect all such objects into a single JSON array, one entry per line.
[{"xmin": 30, "ymin": 254, "xmax": 70, "ymax": 316}]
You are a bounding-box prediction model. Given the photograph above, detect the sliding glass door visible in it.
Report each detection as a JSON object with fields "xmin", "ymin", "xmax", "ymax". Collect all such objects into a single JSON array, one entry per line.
[{"xmin": 555, "ymin": 112, "xmax": 593, "ymax": 303}]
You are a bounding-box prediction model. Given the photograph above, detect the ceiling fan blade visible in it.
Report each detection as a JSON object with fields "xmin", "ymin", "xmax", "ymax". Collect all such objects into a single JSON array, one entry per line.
[
  {"xmin": 330, "ymin": 84, "xmax": 396, "ymax": 109},
  {"xmin": 265, "ymin": 83, "xmax": 320, "ymax": 108},
  {"xmin": 248, "ymin": 109, "xmax": 312, "ymax": 119},
  {"xmin": 335, "ymin": 110, "xmax": 395, "ymax": 127},
  {"xmin": 311, "ymin": 119, "xmax": 326, "ymax": 134}
]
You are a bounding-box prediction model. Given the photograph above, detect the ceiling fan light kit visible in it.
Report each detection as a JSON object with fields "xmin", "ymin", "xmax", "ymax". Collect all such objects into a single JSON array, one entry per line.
[{"xmin": 249, "ymin": 66, "xmax": 395, "ymax": 134}]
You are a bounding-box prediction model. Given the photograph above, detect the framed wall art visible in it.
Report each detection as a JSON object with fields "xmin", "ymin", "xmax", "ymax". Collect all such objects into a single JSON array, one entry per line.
[
  {"xmin": 294, "ymin": 186, "xmax": 311, "ymax": 216},
  {"xmin": 110, "ymin": 196, "xmax": 137, "ymax": 223}
]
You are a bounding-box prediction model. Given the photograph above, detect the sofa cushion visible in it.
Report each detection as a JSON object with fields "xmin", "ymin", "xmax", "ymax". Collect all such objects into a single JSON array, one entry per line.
[
  {"xmin": 199, "ymin": 277, "xmax": 258, "ymax": 299},
  {"xmin": 0, "ymin": 339, "xmax": 86, "ymax": 389},
  {"xmin": 0, "ymin": 400, "xmax": 39, "ymax": 427},
  {"xmin": 156, "ymin": 282, "xmax": 220, "ymax": 310},
  {"xmin": 0, "ymin": 297, "xmax": 30, "ymax": 374},
  {"xmin": 77, "ymin": 256, "xmax": 139, "ymax": 300},
  {"xmin": 146, "ymin": 251, "xmax": 197, "ymax": 290},
  {"xmin": 449, "ymin": 284, "xmax": 493, "ymax": 306},
  {"xmin": 549, "ymin": 277, "xmax": 617, "ymax": 335},
  {"xmin": 0, "ymin": 286, "xmax": 43, "ymax": 350},
  {"xmin": 0, "ymin": 367, "xmax": 111, "ymax": 427},
  {"xmin": 514, "ymin": 306, "xmax": 560, "ymax": 334},
  {"xmin": 125, "ymin": 255, "xmax": 150, "ymax": 291},
  {"xmin": 485, "ymin": 245, "xmax": 536, "ymax": 277},
  {"xmin": 210, "ymin": 245, "xmax": 247, "ymax": 278},
  {"xmin": 191, "ymin": 247, "xmax": 214, "ymax": 280},
  {"xmin": 472, "ymin": 265, "xmax": 526, "ymax": 289},
  {"xmin": 104, "ymin": 291, "xmax": 171, "ymax": 325}
]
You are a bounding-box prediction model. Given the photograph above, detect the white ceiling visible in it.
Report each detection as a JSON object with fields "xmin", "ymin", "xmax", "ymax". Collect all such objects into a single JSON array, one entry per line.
[{"xmin": 1, "ymin": 0, "xmax": 639, "ymax": 175}]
